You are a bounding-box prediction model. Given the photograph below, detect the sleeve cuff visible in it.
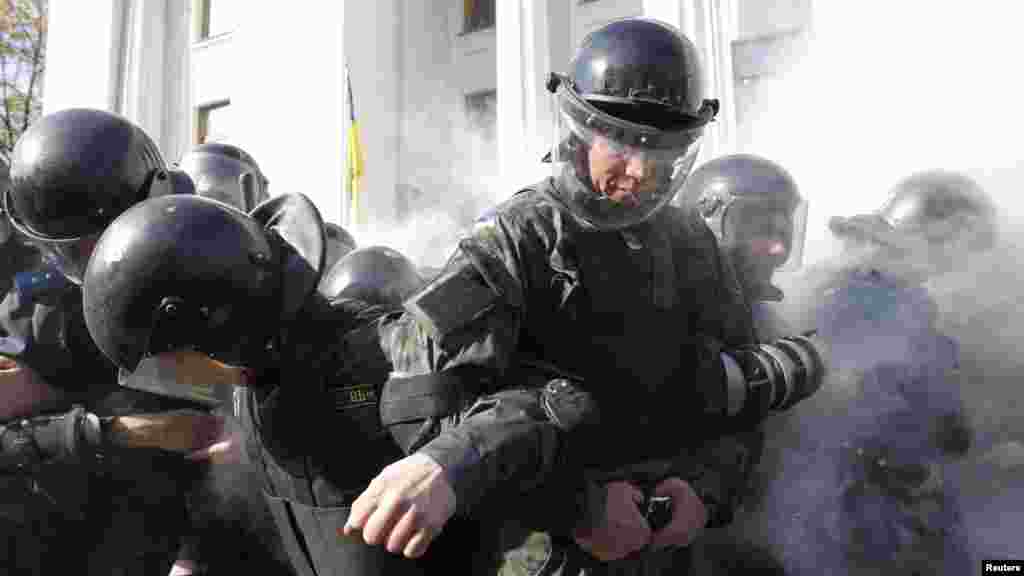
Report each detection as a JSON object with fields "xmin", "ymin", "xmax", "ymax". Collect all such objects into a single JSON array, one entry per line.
[{"xmin": 418, "ymin": 431, "xmax": 483, "ymax": 515}]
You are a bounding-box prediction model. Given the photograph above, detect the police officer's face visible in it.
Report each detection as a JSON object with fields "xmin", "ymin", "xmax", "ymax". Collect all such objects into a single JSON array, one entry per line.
[
  {"xmin": 727, "ymin": 204, "xmax": 791, "ymax": 280},
  {"xmin": 588, "ymin": 136, "xmax": 658, "ymax": 206}
]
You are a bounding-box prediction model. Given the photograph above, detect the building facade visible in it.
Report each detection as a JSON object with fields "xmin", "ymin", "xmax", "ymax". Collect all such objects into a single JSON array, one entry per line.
[{"xmin": 42, "ymin": 0, "xmax": 811, "ymax": 264}]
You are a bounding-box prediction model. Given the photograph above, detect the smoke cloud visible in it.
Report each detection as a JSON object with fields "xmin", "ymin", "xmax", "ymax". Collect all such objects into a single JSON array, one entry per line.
[
  {"xmin": 354, "ymin": 97, "xmax": 516, "ymax": 271},
  {"xmin": 738, "ymin": 2, "xmax": 1024, "ymax": 566}
]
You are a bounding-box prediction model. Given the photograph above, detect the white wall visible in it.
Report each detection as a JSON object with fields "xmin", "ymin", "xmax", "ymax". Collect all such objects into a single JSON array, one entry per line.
[
  {"xmin": 736, "ymin": 0, "xmax": 811, "ymax": 39},
  {"xmin": 496, "ymin": 0, "xmax": 549, "ymax": 193},
  {"xmin": 574, "ymin": 0, "xmax": 643, "ymax": 49},
  {"xmin": 160, "ymin": 1, "xmax": 192, "ymax": 161},
  {"xmin": 230, "ymin": 5, "xmax": 347, "ymax": 224},
  {"xmin": 737, "ymin": 2, "xmax": 1024, "ymax": 267},
  {"xmin": 190, "ymin": 35, "xmax": 233, "ymax": 118},
  {"xmin": 42, "ymin": 0, "xmax": 124, "ymax": 115},
  {"xmin": 344, "ymin": 0, "xmax": 400, "ymax": 231},
  {"xmin": 394, "ymin": 0, "xmax": 459, "ymax": 218},
  {"xmin": 44, "ymin": 0, "xmax": 194, "ymax": 162}
]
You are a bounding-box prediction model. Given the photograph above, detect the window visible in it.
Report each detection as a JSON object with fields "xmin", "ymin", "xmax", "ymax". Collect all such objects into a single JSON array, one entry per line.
[
  {"xmin": 194, "ymin": 100, "xmax": 231, "ymax": 144},
  {"xmin": 463, "ymin": 0, "xmax": 495, "ymax": 34},
  {"xmin": 195, "ymin": 0, "xmax": 237, "ymax": 41},
  {"xmin": 464, "ymin": 90, "xmax": 497, "ymax": 142}
]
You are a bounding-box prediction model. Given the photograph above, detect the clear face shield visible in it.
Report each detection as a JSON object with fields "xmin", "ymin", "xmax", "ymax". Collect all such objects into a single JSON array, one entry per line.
[
  {"xmin": 722, "ymin": 200, "xmax": 798, "ymax": 271},
  {"xmin": 39, "ymin": 233, "xmax": 101, "ymax": 285},
  {"xmin": 118, "ymin": 350, "xmax": 248, "ymax": 408},
  {"xmin": 550, "ymin": 83, "xmax": 704, "ymax": 230}
]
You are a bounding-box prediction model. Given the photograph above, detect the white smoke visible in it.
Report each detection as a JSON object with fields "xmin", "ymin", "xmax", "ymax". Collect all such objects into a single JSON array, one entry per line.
[
  {"xmin": 738, "ymin": 2, "xmax": 1024, "ymax": 268},
  {"xmin": 354, "ymin": 96, "xmax": 515, "ymax": 271},
  {"xmin": 740, "ymin": 2, "xmax": 1024, "ymax": 564}
]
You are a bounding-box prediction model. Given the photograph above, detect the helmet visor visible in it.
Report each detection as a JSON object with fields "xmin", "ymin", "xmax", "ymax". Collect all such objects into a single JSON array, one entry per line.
[
  {"xmin": 722, "ymin": 199, "xmax": 796, "ymax": 267},
  {"xmin": 550, "ymin": 83, "xmax": 703, "ymax": 230},
  {"xmin": 118, "ymin": 350, "xmax": 247, "ymax": 407},
  {"xmin": 39, "ymin": 232, "xmax": 101, "ymax": 285}
]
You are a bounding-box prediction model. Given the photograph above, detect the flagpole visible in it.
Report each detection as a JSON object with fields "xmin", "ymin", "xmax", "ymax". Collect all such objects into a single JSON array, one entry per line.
[{"xmin": 344, "ymin": 61, "xmax": 365, "ymax": 230}]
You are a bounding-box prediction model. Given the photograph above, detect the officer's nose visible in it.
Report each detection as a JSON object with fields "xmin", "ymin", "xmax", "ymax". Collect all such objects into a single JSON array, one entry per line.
[
  {"xmin": 624, "ymin": 152, "xmax": 650, "ymax": 181},
  {"xmin": 767, "ymin": 239, "xmax": 787, "ymax": 256}
]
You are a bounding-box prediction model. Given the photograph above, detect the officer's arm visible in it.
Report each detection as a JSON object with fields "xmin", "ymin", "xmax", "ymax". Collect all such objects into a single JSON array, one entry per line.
[
  {"xmin": 373, "ymin": 218, "xmax": 588, "ymax": 519},
  {"xmin": 659, "ymin": 220, "xmax": 801, "ymax": 528}
]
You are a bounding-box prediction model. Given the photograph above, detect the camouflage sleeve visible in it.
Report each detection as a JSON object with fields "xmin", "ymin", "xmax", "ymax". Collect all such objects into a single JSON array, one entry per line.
[{"xmin": 373, "ymin": 215, "xmax": 582, "ymax": 518}]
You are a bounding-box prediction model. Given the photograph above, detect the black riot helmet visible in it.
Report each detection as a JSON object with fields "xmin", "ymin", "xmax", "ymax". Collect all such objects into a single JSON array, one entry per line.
[
  {"xmin": 682, "ymin": 154, "xmax": 802, "ymax": 259},
  {"xmin": 318, "ymin": 245, "xmax": 422, "ymax": 306},
  {"xmin": 4, "ymin": 108, "xmax": 190, "ymax": 283},
  {"xmin": 83, "ymin": 193, "xmax": 326, "ymax": 373},
  {"xmin": 547, "ymin": 18, "xmax": 719, "ymax": 230},
  {"xmin": 830, "ymin": 170, "xmax": 996, "ymax": 254},
  {"xmin": 178, "ymin": 142, "xmax": 270, "ymax": 213},
  {"xmin": 323, "ymin": 222, "xmax": 357, "ymax": 272}
]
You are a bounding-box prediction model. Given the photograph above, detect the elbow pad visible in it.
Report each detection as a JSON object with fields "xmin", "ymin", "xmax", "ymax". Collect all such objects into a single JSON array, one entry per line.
[{"xmin": 718, "ymin": 334, "xmax": 827, "ymax": 421}]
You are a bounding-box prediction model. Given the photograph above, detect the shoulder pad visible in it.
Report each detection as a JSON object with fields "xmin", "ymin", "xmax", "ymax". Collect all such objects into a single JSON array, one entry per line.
[
  {"xmin": 458, "ymin": 237, "xmax": 522, "ymax": 307},
  {"xmin": 403, "ymin": 241, "xmax": 520, "ymax": 339}
]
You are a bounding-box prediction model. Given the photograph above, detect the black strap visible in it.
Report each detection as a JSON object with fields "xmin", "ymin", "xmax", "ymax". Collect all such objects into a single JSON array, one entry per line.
[{"xmin": 379, "ymin": 371, "xmax": 468, "ymax": 428}]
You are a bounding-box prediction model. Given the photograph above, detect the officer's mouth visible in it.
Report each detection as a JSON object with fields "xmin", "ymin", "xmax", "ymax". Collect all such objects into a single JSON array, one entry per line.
[{"xmin": 604, "ymin": 184, "xmax": 641, "ymax": 207}]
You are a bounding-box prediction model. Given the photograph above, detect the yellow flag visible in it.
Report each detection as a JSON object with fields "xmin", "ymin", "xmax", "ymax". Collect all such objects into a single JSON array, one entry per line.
[{"xmin": 345, "ymin": 64, "xmax": 366, "ymax": 227}]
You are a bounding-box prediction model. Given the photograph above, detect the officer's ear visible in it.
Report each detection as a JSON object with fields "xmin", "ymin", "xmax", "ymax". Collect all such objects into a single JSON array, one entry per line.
[{"xmin": 250, "ymin": 193, "xmax": 326, "ymax": 321}]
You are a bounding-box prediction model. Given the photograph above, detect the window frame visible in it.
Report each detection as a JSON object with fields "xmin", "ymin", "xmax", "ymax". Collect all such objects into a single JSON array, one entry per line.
[
  {"xmin": 193, "ymin": 0, "xmax": 235, "ymax": 43},
  {"xmin": 461, "ymin": 0, "xmax": 496, "ymax": 35},
  {"xmin": 193, "ymin": 99, "xmax": 231, "ymax": 145}
]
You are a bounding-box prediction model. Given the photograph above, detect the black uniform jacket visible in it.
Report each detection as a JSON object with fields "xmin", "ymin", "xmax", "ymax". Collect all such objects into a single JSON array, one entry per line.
[{"xmin": 374, "ymin": 179, "xmax": 763, "ymax": 534}]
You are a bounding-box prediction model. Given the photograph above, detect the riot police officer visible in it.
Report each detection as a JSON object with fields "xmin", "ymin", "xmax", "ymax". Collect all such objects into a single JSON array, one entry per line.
[
  {"xmin": 760, "ymin": 169, "xmax": 994, "ymax": 575},
  {"xmin": 342, "ymin": 18, "xmax": 825, "ymax": 575},
  {"xmin": 176, "ymin": 140, "xmax": 300, "ymax": 575},
  {"xmin": 81, "ymin": 193, "xmax": 487, "ymax": 575},
  {"xmin": 682, "ymin": 153, "xmax": 803, "ymax": 340},
  {"xmin": 318, "ymin": 245, "xmax": 421, "ymax": 303},
  {"xmin": 680, "ymin": 153, "xmax": 805, "ymax": 575},
  {"xmin": 179, "ymin": 141, "xmax": 356, "ymax": 274},
  {"xmin": 0, "ymin": 108, "xmax": 214, "ymax": 575},
  {"xmin": 178, "ymin": 142, "xmax": 270, "ymax": 213}
]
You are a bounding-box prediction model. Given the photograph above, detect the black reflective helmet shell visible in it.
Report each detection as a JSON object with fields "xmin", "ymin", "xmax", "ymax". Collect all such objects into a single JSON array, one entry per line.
[
  {"xmin": 319, "ymin": 246, "xmax": 422, "ymax": 306},
  {"xmin": 5, "ymin": 108, "xmax": 168, "ymax": 242},
  {"xmin": 178, "ymin": 142, "xmax": 269, "ymax": 213},
  {"xmin": 323, "ymin": 222, "xmax": 357, "ymax": 272},
  {"xmin": 84, "ymin": 194, "xmax": 326, "ymax": 372},
  {"xmin": 830, "ymin": 170, "xmax": 996, "ymax": 252},
  {"xmin": 569, "ymin": 18, "xmax": 712, "ymax": 127},
  {"xmin": 681, "ymin": 153, "xmax": 801, "ymax": 244}
]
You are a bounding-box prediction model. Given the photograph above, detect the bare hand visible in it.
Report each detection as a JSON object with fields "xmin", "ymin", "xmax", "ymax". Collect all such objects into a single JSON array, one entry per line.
[
  {"xmin": 649, "ymin": 477, "xmax": 707, "ymax": 550},
  {"xmin": 167, "ymin": 560, "xmax": 197, "ymax": 575},
  {"xmin": 343, "ymin": 452, "xmax": 456, "ymax": 559},
  {"xmin": 573, "ymin": 481, "xmax": 652, "ymax": 562},
  {"xmin": 186, "ymin": 435, "xmax": 243, "ymax": 465}
]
